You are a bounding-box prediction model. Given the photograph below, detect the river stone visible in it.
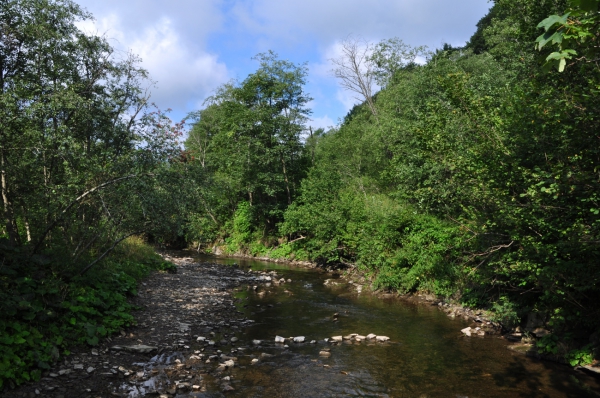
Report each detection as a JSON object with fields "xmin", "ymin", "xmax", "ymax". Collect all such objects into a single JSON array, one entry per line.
[
  {"xmin": 111, "ymin": 344, "xmax": 157, "ymax": 354},
  {"xmin": 230, "ymin": 337, "xmax": 239, "ymax": 343},
  {"xmin": 366, "ymin": 334, "xmax": 377, "ymax": 340},
  {"xmin": 355, "ymin": 335, "xmax": 366, "ymax": 341},
  {"xmin": 251, "ymin": 358, "xmax": 259, "ymax": 364},
  {"xmin": 275, "ymin": 336, "xmax": 285, "ymax": 343},
  {"xmin": 319, "ymin": 351, "xmax": 331, "ymax": 357},
  {"xmin": 252, "ymin": 339, "xmax": 262, "ymax": 345},
  {"xmin": 533, "ymin": 328, "xmax": 550, "ymax": 337},
  {"xmin": 223, "ymin": 359, "xmax": 235, "ymax": 368},
  {"xmin": 293, "ymin": 336, "xmax": 305, "ymax": 343},
  {"xmin": 376, "ymin": 336, "xmax": 390, "ymax": 342},
  {"xmin": 331, "ymin": 336, "xmax": 343, "ymax": 342},
  {"xmin": 461, "ymin": 327, "xmax": 472, "ymax": 337},
  {"xmin": 197, "ymin": 336, "xmax": 206, "ymax": 342}
]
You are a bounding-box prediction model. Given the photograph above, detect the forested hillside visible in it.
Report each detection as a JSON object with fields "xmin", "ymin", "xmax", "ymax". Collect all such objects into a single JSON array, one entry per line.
[
  {"xmin": 184, "ymin": 0, "xmax": 600, "ymax": 365},
  {"xmin": 1, "ymin": 0, "xmax": 599, "ymax": 389}
]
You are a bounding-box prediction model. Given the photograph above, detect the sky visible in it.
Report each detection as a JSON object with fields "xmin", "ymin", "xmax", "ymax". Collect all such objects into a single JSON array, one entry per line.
[{"xmin": 75, "ymin": 0, "xmax": 492, "ymax": 131}]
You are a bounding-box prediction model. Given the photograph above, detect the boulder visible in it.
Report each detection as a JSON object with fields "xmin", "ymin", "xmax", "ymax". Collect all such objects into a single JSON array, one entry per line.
[
  {"xmin": 331, "ymin": 336, "xmax": 343, "ymax": 342},
  {"xmin": 461, "ymin": 327, "xmax": 472, "ymax": 337},
  {"xmin": 366, "ymin": 334, "xmax": 377, "ymax": 340},
  {"xmin": 293, "ymin": 336, "xmax": 305, "ymax": 343},
  {"xmin": 376, "ymin": 336, "xmax": 390, "ymax": 342}
]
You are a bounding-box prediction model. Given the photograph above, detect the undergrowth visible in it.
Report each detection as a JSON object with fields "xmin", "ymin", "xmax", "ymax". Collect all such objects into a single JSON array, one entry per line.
[{"xmin": 0, "ymin": 236, "xmax": 174, "ymax": 390}]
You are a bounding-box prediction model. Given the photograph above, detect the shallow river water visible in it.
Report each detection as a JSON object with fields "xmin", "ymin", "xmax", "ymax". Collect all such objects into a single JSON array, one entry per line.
[{"xmin": 189, "ymin": 254, "xmax": 600, "ymax": 398}]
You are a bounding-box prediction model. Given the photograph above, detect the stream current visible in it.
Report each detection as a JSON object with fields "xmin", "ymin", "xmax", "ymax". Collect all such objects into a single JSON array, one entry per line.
[{"xmin": 182, "ymin": 253, "xmax": 600, "ymax": 397}]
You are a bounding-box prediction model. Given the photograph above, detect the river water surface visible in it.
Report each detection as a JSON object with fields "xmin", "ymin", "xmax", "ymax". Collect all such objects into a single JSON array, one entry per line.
[{"xmin": 188, "ymin": 254, "xmax": 600, "ymax": 398}]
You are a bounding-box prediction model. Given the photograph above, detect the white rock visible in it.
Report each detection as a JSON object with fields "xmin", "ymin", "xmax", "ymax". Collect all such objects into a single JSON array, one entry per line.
[
  {"xmin": 275, "ymin": 336, "xmax": 285, "ymax": 343},
  {"xmin": 196, "ymin": 336, "xmax": 206, "ymax": 342},
  {"xmin": 331, "ymin": 336, "xmax": 343, "ymax": 342},
  {"xmin": 223, "ymin": 359, "xmax": 235, "ymax": 368},
  {"xmin": 251, "ymin": 358, "xmax": 259, "ymax": 364},
  {"xmin": 461, "ymin": 327, "xmax": 472, "ymax": 337},
  {"xmin": 252, "ymin": 339, "xmax": 262, "ymax": 345},
  {"xmin": 293, "ymin": 336, "xmax": 305, "ymax": 343},
  {"xmin": 310, "ymin": 340, "xmax": 317, "ymax": 344},
  {"xmin": 355, "ymin": 335, "xmax": 366, "ymax": 341},
  {"xmin": 366, "ymin": 334, "xmax": 377, "ymax": 340},
  {"xmin": 376, "ymin": 336, "xmax": 390, "ymax": 342}
]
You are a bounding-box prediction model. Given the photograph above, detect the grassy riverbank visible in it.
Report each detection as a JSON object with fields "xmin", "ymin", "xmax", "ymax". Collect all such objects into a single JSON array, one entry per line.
[{"xmin": 0, "ymin": 237, "xmax": 174, "ymax": 389}]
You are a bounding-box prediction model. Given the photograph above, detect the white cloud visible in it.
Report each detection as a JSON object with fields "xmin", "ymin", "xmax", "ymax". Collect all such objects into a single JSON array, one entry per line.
[
  {"xmin": 76, "ymin": 12, "xmax": 230, "ymax": 116},
  {"xmin": 310, "ymin": 115, "xmax": 337, "ymax": 131}
]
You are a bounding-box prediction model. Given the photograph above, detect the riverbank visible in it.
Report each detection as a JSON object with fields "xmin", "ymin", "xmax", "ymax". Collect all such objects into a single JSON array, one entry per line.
[{"xmin": 0, "ymin": 256, "xmax": 277, "ymax": 397}]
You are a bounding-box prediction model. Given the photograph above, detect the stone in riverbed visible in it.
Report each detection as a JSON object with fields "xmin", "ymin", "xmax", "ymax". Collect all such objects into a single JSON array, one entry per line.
[
  {"xmin": 111, "ymin": 344, "xmax": 157, "ymax": 354},
  {"xmin": 252, "ymin": 339, "xmax": 262, "ymax": 345},
  {"xmin": 319, "ymin": 351, "xmax": 331, "ymax": 357},
  {"xmin": 355, "ymin": 335, "xmax": 366, "ymax": 341},
  {"xmin": 293, "ymin": 336, "xmax": 305, "ymax": 343},
  {"xmin": 275, "ymin": 336, "xmax": 285, "ymax": 343},
  {"xmin": 461, "ymin": 327, "xmax": 472, "ymax": 337},
  {"xmin": 376, "ymin": 336, "xmax": 390, "ymax": 342},
  {"xmin": 366, "ymin": 334, "xmax": 377, "ymax": 340},
  {"xmin": 331, "ymin": 336, "xmax": 343, "ymax": 342}
]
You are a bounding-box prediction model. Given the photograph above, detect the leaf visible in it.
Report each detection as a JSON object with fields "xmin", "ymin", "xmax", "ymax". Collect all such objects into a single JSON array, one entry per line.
[
  {"xmin": 559, "ymin": 58, "xmax": 567, "ymax": 72},
  {"xmin": 537, "ymin": 14, "xmax": 570, "ymax": 31}
]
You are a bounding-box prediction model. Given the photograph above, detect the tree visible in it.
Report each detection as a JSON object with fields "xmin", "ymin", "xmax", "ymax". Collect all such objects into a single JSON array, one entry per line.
[
  {"xmin": 0, "ymin": 0, "xmax": 182, "ymax": 270},
  {"xmin": 185, "ymin": 52, "xmax": 311, "ymax": 242},
  {"xmin": 330, "ymin": 36, "xmax": 378, "ymax": 116}
]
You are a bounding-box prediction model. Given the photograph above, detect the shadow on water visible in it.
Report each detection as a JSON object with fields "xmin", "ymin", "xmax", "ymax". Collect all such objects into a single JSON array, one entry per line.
[{"xmin": 182, "ymin": 252, "xmax": 600, "ymax": 398}]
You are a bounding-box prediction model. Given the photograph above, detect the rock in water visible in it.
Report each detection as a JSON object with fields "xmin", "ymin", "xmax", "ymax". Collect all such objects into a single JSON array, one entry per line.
[
  {"xmin": 293, "ymin": 336, "xmax": 305, "ymax": 343},
  {"xmin": 461, "ymin": 327, "xmax": 472, "ymax": 337},
  {"xmin": 331, "ymin": 336, "xmax": 343, "ymax": 342},
  {"xmin": 366, "ymin": 334, "xmax": 377, "ymax": 340},
  {"xmin": 111, "ymin": 344, "xmax": 158, "ymax": 353},
  {"xmin": 275, "ymin": 335, "xmax": 285, "ymax": 343},
  {"xmin": 376, "ymin": 336, "xmax": 390, "ymax": 342}
]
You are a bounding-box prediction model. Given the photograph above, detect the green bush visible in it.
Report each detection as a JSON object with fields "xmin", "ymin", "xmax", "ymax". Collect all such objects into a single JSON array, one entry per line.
[{"xmin": 0, "ymin": 237, "xmax": 167, "ymax": 390}]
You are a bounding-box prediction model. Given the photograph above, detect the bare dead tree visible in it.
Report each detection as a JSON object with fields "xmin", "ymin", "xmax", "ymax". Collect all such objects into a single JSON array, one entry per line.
[{"xmin": 330, "ymin": 36, "xmax": 377, "ymax": 117}]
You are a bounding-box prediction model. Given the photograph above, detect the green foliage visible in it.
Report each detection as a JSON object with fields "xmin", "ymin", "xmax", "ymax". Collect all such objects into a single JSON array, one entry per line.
[
  {"xmin": 489, "ymin": 296, "xmax": 521, "ymax": 329},
  {"xmin": 537, "ymin": 334, "xmax": 561, "ymax": 355},
  {"xmin": 535, "ymin": 0, "xmax": 599, "ymax": 71},
  {"xmin": 567, "ymin": 344, "xmax": 595, "ymax": 367},
  {"xmin": 0, "ymin": 237, "xmax": 167, "ymax": 389}
]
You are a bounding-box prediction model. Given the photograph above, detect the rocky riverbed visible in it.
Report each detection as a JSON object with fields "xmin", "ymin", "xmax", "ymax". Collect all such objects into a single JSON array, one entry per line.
[{"xmin": 1, "ymin": 256, "xmax": 280, "ymax": 398}]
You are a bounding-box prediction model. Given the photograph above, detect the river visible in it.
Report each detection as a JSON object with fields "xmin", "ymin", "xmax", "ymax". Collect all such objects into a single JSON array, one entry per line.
[{"xmin": 185, "ymin": 253, "xmax": 599, "ymax": 397}]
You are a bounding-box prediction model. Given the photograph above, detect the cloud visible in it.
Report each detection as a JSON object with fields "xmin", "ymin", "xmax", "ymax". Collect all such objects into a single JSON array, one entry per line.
[
  {"xmin": 76, "ymin": 10, "xmax": 230, "ymax": 117},
  {"xmin": 310, "ymin": 115, "xmax": 337, "ymax": 131},
  {"xmin": 226, "ymin": 0, "xmax": 491, "ymax": 49}
]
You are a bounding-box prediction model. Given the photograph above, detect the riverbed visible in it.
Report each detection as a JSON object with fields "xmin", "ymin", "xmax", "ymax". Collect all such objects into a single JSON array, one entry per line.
[
  {"xmin": 189, "ymin": 253, "xmax": 600, "ymax": 398},
  {"xmin": 4, "ymin": 252, "xmax": 599, "ymax": 398}
]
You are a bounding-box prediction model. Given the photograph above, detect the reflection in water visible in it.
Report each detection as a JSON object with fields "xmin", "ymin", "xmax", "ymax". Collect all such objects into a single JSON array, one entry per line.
[{"xmin": 181, "ymin": 252, "xmax": 600, "ymax": 397}]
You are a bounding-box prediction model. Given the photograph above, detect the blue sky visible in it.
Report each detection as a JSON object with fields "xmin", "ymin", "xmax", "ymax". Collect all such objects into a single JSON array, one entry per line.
[{"xmin": 75, "ymin": 0, "xmax": 492, "ymax": 131}]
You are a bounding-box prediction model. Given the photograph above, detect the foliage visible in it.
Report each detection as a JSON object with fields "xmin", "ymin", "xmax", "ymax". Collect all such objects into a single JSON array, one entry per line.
[
  {"xmin": 566, "ymin": 344, "xmax": 595, "ymax": 366},
  {"xmin": 0, "ymin": 236, "xmax": 172, "ymax": 389},
  {"xmin": 489, "ymin": 296, "xmax": 521, "ymax": 329},
  {"xmin": 535, "ymin": 0, "xmax": 599, "ymax": 71}
]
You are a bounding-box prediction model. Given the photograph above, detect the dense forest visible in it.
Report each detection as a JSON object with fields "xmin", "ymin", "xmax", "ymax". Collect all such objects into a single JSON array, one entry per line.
[{"xmin": 1, "ymin": 0, "xmax": 599, "ymax": 389}]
